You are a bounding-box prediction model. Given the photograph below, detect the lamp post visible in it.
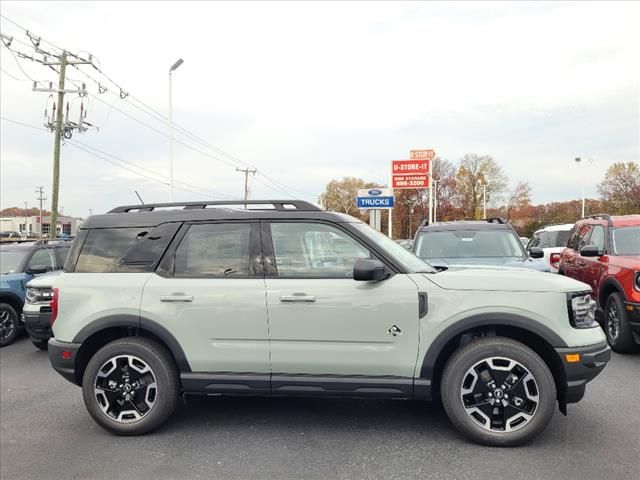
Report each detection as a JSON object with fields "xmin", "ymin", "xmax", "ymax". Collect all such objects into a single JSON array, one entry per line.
[
  {"xmin": 433, "ymin": 179, "xmax": 439, "ymax": 223},
  {"xmin": 575, "ymin": 157, "xmax": 586, "ymax": 218},
  {"xmin": 168, "ymin": 58, "xmax": 184, "ymax": 202}
]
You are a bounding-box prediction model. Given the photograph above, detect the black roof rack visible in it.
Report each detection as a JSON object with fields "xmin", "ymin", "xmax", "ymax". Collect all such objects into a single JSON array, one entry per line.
[
  {"xmin": 585, "ymin": 214, "xmax": 613, "ymax": 224},
  {"xmin": 108, "ymin": 200, "xmax": 321, "ymax": 214},
  {"xmin": 484, "ymin": 217, "xmax": 507, "ymax": 224}
]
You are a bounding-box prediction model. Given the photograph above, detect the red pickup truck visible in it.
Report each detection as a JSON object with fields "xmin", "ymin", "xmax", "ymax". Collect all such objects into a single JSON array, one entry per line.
[{"xmin": 559, "ymin": 214, "xmax": 640, "ymax": 353}]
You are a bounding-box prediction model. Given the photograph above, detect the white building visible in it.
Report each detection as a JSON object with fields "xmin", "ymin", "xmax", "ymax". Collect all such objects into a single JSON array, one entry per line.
[{"xmin": 0, "ymin": 215, "xmax": 84, "ymax": 237}]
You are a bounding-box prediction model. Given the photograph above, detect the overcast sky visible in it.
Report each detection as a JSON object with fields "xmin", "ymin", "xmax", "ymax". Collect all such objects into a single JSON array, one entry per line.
[{"xmin": 1, "ymin": 1, "xmax": 638, "ymax": 217}]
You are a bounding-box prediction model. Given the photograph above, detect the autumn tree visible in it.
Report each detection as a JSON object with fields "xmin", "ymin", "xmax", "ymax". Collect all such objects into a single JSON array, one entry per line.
[
  {"xmin": 432, "ymin": 157, "xmax": 460, "ymax": 221},
  {"xmin": 455, "ymin": 154, "xmax": 508, "ymax": 219},
  {"xmin": 505, "ymin": 181, "xmax": 532, "ymax": 220},
  {"xmin": 598, "ymin": 162, "xmax": 640, "ymax": 214},
  {"xmin": 319, "ymin": 177, "xmax": 384, "ymax": 217}
]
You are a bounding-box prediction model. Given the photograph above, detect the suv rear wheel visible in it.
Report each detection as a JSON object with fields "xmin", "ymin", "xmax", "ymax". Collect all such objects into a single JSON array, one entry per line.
[
  {"xmin": 0, "ymin": 303, "xmax": 20, "ymax": 347},
  {"xmin": 441, "ymin": 337, "xmax": 556, "ymax": 447},
  {"xmin": 82, "ymin": 338, "xmax": 179, "ymax": 435},
  {"xmin": 604, "ymin": 293, "xmax": 637, "ymax": 353}
]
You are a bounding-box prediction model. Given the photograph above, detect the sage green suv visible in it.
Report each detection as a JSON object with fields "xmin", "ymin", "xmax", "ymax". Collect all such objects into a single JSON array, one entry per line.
[{"xmin": 45, "ymin": 201, "xmax": 610, "ymax": 446}]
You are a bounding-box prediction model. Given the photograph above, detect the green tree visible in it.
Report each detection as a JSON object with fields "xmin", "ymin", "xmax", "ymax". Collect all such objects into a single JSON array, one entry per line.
[
  {"xmin": 455, "ymin": 154, "xmax": 508, "ymax": 219},
  {"xmin": 598, "ymin": 162, "xmax": 640, "ymax": 214}
]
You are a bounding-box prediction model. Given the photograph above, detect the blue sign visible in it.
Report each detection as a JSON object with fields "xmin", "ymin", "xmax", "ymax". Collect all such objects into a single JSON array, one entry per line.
[{"xmin": 357, "ymin": 196, "xmax": 394, "ymax": 209}]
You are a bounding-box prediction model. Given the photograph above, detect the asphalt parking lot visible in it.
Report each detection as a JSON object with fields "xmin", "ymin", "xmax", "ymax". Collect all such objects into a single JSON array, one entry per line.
[{"xmin": 1, "ymin": 336, "xmax": 639, "ymax": 480}]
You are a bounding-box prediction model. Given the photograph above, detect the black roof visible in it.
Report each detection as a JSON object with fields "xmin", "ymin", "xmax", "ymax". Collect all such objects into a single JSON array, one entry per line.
[{"xmin": 83, "ymin": 200, "xmax": 359, "ymax": 229}]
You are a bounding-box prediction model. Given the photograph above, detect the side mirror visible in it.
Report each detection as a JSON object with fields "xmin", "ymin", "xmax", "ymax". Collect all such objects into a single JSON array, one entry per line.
[
  {"xmin": 27, "ymin": 264, "xmax": 49, "ymax": 275},
  {"xmin": 529, "ymin": 247, "xmax": 544, "ymax": 259},
  {"xmin": 353, "ymin": 258, "xmax": 389, "ymax": 282},
  {"xmin": 580, "ymin": 245, "xmax": 601, "ymax": 257}
]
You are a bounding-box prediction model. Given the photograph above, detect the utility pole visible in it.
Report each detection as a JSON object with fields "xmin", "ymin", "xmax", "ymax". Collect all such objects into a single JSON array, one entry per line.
[
  {"xmin": 35, "ymin": 186, "xmax": 46, "ymax": 237},
  {"xmin": 433, "ymin": 179, "xmax": 439, "ymax": 223},
  {"xmin": 236, "ymin": 167, "xmax": 257, "ymax": 203},
  {"xmin": 483, "ymin": 183, "xmax": 487, "ymax": 219},
  {"xmin": 33, "ymin": 53, "xmax": 91, "ymax": 238}
]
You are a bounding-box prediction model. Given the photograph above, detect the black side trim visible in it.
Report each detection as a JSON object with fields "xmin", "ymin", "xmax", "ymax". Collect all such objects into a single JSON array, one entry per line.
[
  {"xmin": 72, "ymin": 314, "xmax": 191, "ymax": 372},
  {"xmin": 48, "ymin": 338, "xmax": 81, "ymax": 386},
  {"xmin": 419, "ymin": 313, "xmax": 568, "ymax": 379},
  {"xmin": 181, "ymin": 373, "xmax": 270, "ymax": 394},
  {"xmin": 180, "ymin": 373, "xmax": 414, "ymax": 398},
  {"xmin": 556, "ymin": 341, "xmax": 611, "ymax": 404},
  {"xmin": 271, "ymin": 374, "xmax": 412, "ymax": 397}
]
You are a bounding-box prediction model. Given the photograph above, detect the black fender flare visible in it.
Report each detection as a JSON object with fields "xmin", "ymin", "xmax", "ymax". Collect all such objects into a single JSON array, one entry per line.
[
  {"xmin": 419, "ymin": 313, "xmax": 567, "ymax": 379},
  {"xmin": 72, "ymin": 314, "xmax": 191, "ymax": 372},
  {"xmin": 598, "ymin": 277, "xmax": 626, "ymax": 306},
  {"xmin": 0, "ymin": 291, "xmax": 25, "ymax": 313}
]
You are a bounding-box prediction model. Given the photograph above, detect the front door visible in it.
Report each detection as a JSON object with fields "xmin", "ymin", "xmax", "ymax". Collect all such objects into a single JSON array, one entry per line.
[
  {"xmin": 263, "ymin": 221, "xmax": 420, "ymax": 394},
  {"xmin": 140, "ymin": 222, "xmax": 270, "ymax": 385}
]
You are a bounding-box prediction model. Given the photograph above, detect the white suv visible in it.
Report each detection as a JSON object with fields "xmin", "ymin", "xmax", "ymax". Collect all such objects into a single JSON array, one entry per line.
[
  {"xmin": 41, "ymin": 201, "xmax": 610, "ymax": 446},
  {"xmin": 527, "ymin": 224, "xmax": 574, "ymax": 273}
]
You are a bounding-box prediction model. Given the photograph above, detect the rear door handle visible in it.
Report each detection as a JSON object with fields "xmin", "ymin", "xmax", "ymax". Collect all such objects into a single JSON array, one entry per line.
[
  {"xmin": 160, "ymin": 294, "xmax": 193, "ymax": 302},
  {"xmin": 280, "ymin": 294, "xmax": 316, "ymax": 303}
]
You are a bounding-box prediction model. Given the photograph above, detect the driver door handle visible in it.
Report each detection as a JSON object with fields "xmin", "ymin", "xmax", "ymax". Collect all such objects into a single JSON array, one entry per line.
[
  {"xmin": 160, "ymin": 294, "xmax": 194, "ymax": 302},
  {"xmin": 280, "ymin": 294, "xmax": 316, "ymax": 303}
]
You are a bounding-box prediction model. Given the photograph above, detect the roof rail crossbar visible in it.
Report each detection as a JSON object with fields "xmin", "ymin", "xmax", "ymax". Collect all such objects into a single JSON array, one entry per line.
[
  {"xmin": 108, "ymin": 200, "xmax": 321, "ymax": 214},
  {"xmin": 484, "ymin": 217, "xmax": 507, "ymax": 224},
  {"xmin": 585, "ymin": 213, "xmax": 613, "ymax": 224}
]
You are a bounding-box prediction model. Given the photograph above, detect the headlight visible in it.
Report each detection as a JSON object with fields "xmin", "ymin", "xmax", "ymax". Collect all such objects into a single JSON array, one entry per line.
[
  {"xmin": 635, "ymin": 272, "xmax": 640, "ymax": 292},
  {"xmin": 567, "ymin": 292, "xmax": 599, "ymax": 329},
  {"xmin": 25, "ymin": 287, "xmax": 54, "ymax": 304}
]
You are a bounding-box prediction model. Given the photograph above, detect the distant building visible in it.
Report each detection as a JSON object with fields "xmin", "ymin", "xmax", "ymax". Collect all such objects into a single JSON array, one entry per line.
[{"xmin": 0, "ymin": 215, "xmax": 83, "ymax": 237}]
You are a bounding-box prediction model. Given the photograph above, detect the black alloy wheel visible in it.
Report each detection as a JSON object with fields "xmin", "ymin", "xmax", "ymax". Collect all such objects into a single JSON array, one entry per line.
[{"xmin": 0, "ymin": 303, "xmax": 20, "ymax": 347}]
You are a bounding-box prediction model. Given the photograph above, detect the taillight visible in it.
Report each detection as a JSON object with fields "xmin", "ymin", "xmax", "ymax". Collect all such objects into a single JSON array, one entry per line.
[
  {"xmin": 50, "ymin": 288, "xmax": 59, "ymax": 325},
  {"xmin": 550, "ymin": 253, "xmax": 561, "ymax": 270}
]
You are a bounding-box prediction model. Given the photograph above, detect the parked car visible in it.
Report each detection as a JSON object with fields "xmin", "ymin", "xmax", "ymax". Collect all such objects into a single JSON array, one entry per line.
[
  {"xmin": 0, "ymin": 231, "xmax": 21, "ymax": 239},
  {"xmin": 412, "ymin": 218, "xmax": 549, "ymax": 272},
  {"xmin": 527, "ymin": 224, "xmax": 574, "ymax": 273},
  {"xmin": 395, "ymin": 239, "xmax": 413, "ymax": 250},
  {"xmin": 0, "ymin": 240, "xmax": 71, "ymax": 347},
  {"xmin": 559, "ymin": 214, "xmax": 640, "ymax": 353},
  {"xmin": 47, "ymin": 200, "xmax": 609, "ymax": 446}
]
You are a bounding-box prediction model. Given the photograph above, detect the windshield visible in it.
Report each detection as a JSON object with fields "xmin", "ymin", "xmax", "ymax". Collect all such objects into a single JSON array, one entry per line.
[
  {"xmin": 351, "ymin": 223, "xmax": 436, "ymax": 273},
  {"xmin": 612, "ymin": 226, "xmax": 640, "ymax": 255},
  {"xmin": 0, "ymin": 249, "xmax": 28, "ymax": 274},
  {"xmin": 415, "ymin": 230, "xmax": 525, "ymax": 260}
]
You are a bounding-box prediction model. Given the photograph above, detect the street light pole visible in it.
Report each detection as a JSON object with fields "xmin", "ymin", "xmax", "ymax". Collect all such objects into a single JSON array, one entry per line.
[
  {"xmin": 168, "ymin": 58, "xmax": 184, "ymax": 202},
  {"xmin": 575, "ymin": 157, "xmax": 585, "ymax": 218},
  {"xmin": 433, "ymin": 179, "xmax": 439, "ymax": 223},
  {"xmin": 481, "ymin": 182, "xmax": 487, "ymax": 219}
]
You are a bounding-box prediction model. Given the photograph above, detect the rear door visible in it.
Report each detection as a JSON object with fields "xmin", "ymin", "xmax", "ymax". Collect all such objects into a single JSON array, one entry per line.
[
  {"xmin": 262, "ymin": 220, "xmax": 420, "ymax": 393},
  {"xmin": 140, "ymin": 221, "xmax": 270, "ymax": 386}
]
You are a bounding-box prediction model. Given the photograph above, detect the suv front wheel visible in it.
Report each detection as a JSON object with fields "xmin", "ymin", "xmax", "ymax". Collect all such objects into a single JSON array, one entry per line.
[
  {"xmin": 441, "ymin": 337, "xmax": 556, "ymax": 447},
  {"xmin": 604, "ymin": 293, "xmax": 637, "ymax": 353},
  {"xmin": 82, "ymin": 338, "xmax": 180, "ymax": 435}
]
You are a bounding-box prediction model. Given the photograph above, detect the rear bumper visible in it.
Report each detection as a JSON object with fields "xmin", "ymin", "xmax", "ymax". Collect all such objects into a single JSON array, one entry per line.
[
  {"xmin": 555, "ymin": 341, "xmax": 611, "ymax": 404},
  {"xmin": 21, "ymin": 310, "xmax": 52, "ymax": 342},
  {"xmin": 48, "ymin": 338, "xmax": 82, "ymax": 386}
]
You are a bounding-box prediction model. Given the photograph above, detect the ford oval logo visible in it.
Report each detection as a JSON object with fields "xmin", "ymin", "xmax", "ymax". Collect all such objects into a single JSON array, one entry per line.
[{"xmin": 368, "ymin": 189, "xmax": 382, "ymax": 196}]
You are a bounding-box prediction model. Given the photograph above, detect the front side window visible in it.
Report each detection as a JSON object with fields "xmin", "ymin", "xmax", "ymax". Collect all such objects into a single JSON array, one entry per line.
[
  {"xmin": 174, "ymin": 223, "xmax": 252, "ymax": 277},
  {"xmin": 270, "ymin": 222, "xmax": 370, "ymax": 278},
  {"xmin": 75, "ymin": 228, "xmax": 148, "ymax": 273},
  {"xmin": 415, "ymin": 229, "xmax": 524, "ymax": 260},
  {"xmin": 589, "ymin": 226, "xmax": 606, "ymax": 252},
  {"xmin": 577, "ymin": 225, "xmax": 594, "ymax": 251},
  {"xmin": 27, "ymin": 249, "xmax": 57, "ymax": 271},
  {"xmin": 0, "ymin": 248, "xmax": 28, "ymax": 274},
  {"xmin": 612, "ymin": 226, "xmax": 640, "ymax": 255}
]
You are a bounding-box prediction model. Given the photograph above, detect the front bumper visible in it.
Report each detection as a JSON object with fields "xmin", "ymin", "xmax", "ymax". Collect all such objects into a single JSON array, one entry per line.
[
  {"xmin": 555, "ymin": 341, "xmax": 611, "ymax": 405},
  {"xmin": 625, "ymin": 302, "xmax": 640, "ymax": 343},
  {"xmin": 48, "ymin": 338, "xmax": 82, "ymax": 386},
  {"xmin": 21, "ymin": 308, "xmax": 53, "ymax": 342}
]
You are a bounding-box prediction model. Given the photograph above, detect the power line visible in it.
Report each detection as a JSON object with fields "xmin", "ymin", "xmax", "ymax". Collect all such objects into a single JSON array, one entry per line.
[{"xmin": 0, "ymin": 116, "xmax": 232, "ymax": 199}]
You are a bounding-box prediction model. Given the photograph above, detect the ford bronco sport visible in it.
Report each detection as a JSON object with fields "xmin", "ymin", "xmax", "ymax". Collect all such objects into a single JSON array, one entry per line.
[
  {"xmin": 47, "ymin": 200, "xmax": 610, "ymax": 446},
  {"xmin": 559, "ymin": 214, "xmax": 640, "ymax": 352}
]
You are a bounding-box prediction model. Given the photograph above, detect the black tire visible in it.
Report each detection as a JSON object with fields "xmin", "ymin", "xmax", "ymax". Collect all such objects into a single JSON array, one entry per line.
[
  {"xmin": 31, "ymin": 339, "xmax": 49, "ymax": 350},
  {"xmin": 82, "ymin": 338, "xmax": 180, "ymax": 435},
  {"xmin": 0, "ymin": 303, "xmax": 20, "ymax": 347},
  {"xmin": 441, "ymin": 337, "xmax": 556, "ymax": 447},
  {"xmin": 604, "ymin": 293, "xmax": 638, "ymax": 353}
]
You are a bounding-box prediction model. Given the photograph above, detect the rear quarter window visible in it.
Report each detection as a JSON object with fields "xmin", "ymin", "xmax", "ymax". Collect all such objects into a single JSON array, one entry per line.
[{"xmin": 74, "ymin": 228, "xmax": 150, "ymax": 273}]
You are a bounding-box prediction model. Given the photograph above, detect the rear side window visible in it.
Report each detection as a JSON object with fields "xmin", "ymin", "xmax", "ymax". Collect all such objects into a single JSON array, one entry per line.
[
  {"xmin": 74, "ymin": 228, "xmax": 149, "ymax": 273},
  {"xmin": 549, "ymin": 230, "xmax": 571, "ymax": 248},
  {"xmin": 173, "ymin": 223, "xmax": 253, "ymax": 277}
]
